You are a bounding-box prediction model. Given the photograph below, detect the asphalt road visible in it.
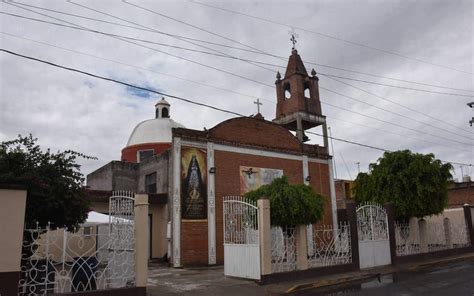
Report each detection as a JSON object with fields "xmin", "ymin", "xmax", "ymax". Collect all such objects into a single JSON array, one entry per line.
[{"xmin": 300, "ymin": 259, "xmax": 474, "ymax": 296}]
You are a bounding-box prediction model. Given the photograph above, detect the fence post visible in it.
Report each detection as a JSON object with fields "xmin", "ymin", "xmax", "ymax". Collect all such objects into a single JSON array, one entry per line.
[
  {"xmin": 134, "ymin": 194, "xmax": 149, "ymax": 289},
  {"xmin": 463, "ymin": 205, "xmax": 474, "ymax": 247},
  {"xmin": 258, "ymin": 199, "xmax": 272, "ymax": 275},
  {"xmin": 345, "ymin": 201, "xmax": 360, "ymax": 270},
  {"xmin": 383, "ymin": 202, "xmax": 396, "ymax": 264},
  {"xmin": 418, "ymin": 219, "xmax": 428, "ymax": 253},
  {"xmin": 443, "ymin": 218, "xmax": 453, "ymax": 249},
  {"xmin": 296, "ymin": 225, "xmax": 308, "ymax": 270}
]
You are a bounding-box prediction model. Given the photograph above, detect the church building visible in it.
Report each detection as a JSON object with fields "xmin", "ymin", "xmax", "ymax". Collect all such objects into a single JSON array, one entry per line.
[{"xmin": 86, "ymin": 48, "xmax": 338, "ymax": 266}]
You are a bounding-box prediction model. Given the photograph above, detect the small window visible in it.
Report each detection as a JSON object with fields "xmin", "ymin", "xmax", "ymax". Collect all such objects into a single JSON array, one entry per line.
[
  {"xmin": 83, "ymin": 226, "xmax": 92, "ymax": 238},
  {"xmin": 284, "ymin": 83, "xmax": 291, "ymax": 100},
  {"xmin": 161, "ymin": 107, "xmax": 169, "ymax": 118},
  {"xmin": 304, "ymin": 87, "xmax": 310, "ymax": 98},
  {"xmin": 138, "ymin": 150, "xmax": 154, "ymax": 162},
  {"xmin": 155, "ymin": 108, "xmax": 160, "ymax": 119},
  {"xmin": 145, "ymin": 172, "xmax": 157, "ymax": 193}
]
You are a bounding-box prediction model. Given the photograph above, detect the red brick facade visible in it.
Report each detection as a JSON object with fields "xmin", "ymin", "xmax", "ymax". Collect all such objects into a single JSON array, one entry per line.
[
  {"xmin": 175, "ymin": 116, "xmax": 334, "ymax": 266},
  {"xmin": 448, "ymin": 182, "xmax": 474, "ymax": 208}
]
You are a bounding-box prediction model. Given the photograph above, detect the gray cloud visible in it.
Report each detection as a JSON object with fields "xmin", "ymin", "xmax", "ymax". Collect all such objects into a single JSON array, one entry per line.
[{"xmin": 1, "ymin": 0, "xmax": 473, "ymax": 181}]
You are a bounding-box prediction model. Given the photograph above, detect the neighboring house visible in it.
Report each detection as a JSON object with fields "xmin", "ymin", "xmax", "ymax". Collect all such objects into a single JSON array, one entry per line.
[
  {"xmin": 448, "ymin": 178, "xmax": 474, "ymax": 208},
  {"xmin": 335, "ymin": 179, "xmax": 354, "ymax": 209},
  {"xmin": 87, "ymin": 48, "xmax": 338, "ymax": 267}
]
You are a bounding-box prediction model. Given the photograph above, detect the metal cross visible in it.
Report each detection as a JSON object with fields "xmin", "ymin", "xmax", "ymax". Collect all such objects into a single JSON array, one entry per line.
[
  {"xmin": 288, "ymin": 28, "xmax": 298, "ymax": 49},
  {"xmin": 254, "ymin": 98, "xmax": 262, "ymax": 113}
]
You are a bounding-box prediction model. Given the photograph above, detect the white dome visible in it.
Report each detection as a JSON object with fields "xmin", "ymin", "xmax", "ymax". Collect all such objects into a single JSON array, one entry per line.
[{"xmin": 126, "ymin": 118, "xmax": 184, "ymax": 147}]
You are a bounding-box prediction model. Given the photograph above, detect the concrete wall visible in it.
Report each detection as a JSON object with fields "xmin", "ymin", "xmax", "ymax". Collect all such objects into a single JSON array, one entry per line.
[
  {"xmin": 0, "ymin": 189, "xmax": 27, "ymax": 295},
  {"xmin": 90, "ymin": 201, "xmax": 168, "ymax": 259},
  {"xmin": 138, "ymin": 152, "xmax": 170, "ymax": 194},
  {"xmin": 87, "ymin": 161, "xmax": 138, "ymax": 192}
]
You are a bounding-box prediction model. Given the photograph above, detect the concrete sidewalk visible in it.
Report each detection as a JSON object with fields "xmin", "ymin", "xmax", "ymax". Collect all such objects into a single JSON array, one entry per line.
[{"xmin": 146, "ymin": 252, "xmax": 474, "ymax": 295}]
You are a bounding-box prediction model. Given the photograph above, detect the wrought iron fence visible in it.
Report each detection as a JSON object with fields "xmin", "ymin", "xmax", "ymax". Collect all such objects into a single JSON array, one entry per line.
[
  {"xmin": 19, "ymin": 191, "xmax": 136, "ymax": 295},
  {"xmin": 307, "ymin": 222, "xmax": 352, "ymax": 268},
  {"xmin": 271, "ymin": 226, "xmax": 297, "ymax": 273},
  {"xmin": 395, "ymin": 222, "xmax": 420, "ymax": 256},
  {"xmin": 356, "ymin": 202, "xmax": 389, "ymax": 241}
]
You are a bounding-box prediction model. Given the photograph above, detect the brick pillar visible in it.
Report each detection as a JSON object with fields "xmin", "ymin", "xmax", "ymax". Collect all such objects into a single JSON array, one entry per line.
[
  {"xmin": 134, "ymin": 194, "xmax": 149, "ymax": 288},
  {"xmin": 463, "ymin": 205, "xmax": 474, "ymax": 247},
  {"xmin": 296, "ymin": 225, "xmax": 308, "ymax": 270},
  {"xmin": 345, "ymin": 201, "xmax": 359, "ymax": 270},
  {"xmin": 258, "ymin": 199, "xmax": 272, "ymax": 275},
  {"xmin": 418, "ymin": 219, "xmax": 428, "ymax": 253},
  {"xmin": 384, "ymin": 202, "xmax": 396, "ymax": 264}
]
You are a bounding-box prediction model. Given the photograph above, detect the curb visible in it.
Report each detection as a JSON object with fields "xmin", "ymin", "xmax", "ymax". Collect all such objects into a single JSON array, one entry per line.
[{"xmin": 285, "ymin": 273, "xmax": 378, "ymax": 294}]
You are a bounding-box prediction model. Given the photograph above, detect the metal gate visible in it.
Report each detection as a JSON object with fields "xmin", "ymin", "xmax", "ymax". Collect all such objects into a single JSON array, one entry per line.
[
  {"xmin": 18, "ymin": 191, "xmax": 136, "ymax": 295},
  {"xmin": 223, "ymin": 196, "xmax": 260, "ymax": 279},
  {"xmin": 108, "ymin": 191, "xmax": 136, "ymax": 288},
  {"xmin": 357, "ymin": 202, "xmax": 391, "ymax": 269}
]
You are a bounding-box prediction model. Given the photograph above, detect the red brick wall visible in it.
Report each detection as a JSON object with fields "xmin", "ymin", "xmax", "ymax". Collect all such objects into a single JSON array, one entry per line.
[
  {"xmin": 210, "ymin": 150, "xmax": 332, "ymax": 264},
  {"xmin": 181, "ymin": 221, "xmax": 208, "ymax": 266},
  {"xmin": 448, "ymin": 182, "xmax": 474, "ymax": 207},
  {"xmin": 308, "ymin": 162, "xmax": 333, "ymax": 226}
]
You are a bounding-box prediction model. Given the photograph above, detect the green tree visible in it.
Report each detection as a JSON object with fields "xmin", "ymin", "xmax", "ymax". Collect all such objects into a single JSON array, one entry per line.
[
  {"xmin": 244, "ymin": 176, "xmax": 325, "ymax": 227},
  {"xmin": 353, "ymin": 150, "xmax": 453, "ymax": 221},
  {"xmin": 0, "ymin": 135, "xmax": 94, "ymax": 229}
]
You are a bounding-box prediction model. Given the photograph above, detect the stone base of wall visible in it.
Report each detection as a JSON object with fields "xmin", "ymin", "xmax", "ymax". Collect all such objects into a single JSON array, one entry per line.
[
  {"xmin": 0, "ymin": 271, "xmax": 20, "ymax": 296},
  {"xmin": 52, "ymin": 287, "xmax": 146, "ymax": 296},
  {"xmin": 259, "ymin": 262, "xmax": 359, "ymax": 285}
]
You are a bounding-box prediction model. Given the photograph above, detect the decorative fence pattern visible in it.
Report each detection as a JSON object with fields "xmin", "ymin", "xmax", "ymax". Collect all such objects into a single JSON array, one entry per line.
[
  {"xmin": 357, "ymin": 202, "xmax": 389, "ymax": 241},
  {"xmin": 307, "ymin": 222, "xmax": 352, "ymax": 268},
  {"xmin": 271, "ymin": 226, "xmax": 297, "ymax": 273},
  {"xmin": 395, "ymin": 217, "xmax": 470, "ymax": 257},
  {"xmin": 395, "ymin": 222, "xmax": 420, "ymax": 256},
  {"xmin": 18, "ymin": 191, "xmax": 136, "ymax": 295}
]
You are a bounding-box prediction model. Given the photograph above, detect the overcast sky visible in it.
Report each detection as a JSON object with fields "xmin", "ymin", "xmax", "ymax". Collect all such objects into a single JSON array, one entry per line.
[{"xmin": 1, "ymin": 0, "xmax": 473, "ymax": 182}]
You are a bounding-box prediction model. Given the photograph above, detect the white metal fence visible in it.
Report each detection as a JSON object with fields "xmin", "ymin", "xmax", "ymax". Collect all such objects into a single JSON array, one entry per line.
[
  {"xmin": 307, "ymin": 222, "xmax": 352, "ymax": 268},
  {"xmin": 271, "ymin": 226, "xmax": 297, "ymax": 273},
  {"xmin": 395, "ymin": 217, "xmax": 469, "ymax": 257},
  {"xmin": 18, "ymin": 191, "xmax": 136, "ymax": 295}
]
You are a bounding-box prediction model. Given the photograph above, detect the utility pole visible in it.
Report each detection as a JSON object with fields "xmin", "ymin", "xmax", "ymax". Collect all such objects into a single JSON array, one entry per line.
[
  {"xmin": 468, "ymin": 102, "xmax": 474, "ymax": 127},
  {"xmin": 356, "ymin": 162, "xmax": 360, "ymax": 174}
]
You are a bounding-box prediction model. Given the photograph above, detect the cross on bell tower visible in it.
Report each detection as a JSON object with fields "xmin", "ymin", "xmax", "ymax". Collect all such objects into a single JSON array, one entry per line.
[
  {"xmin": 254, "ymin": 98, "xmax": 262, "ymax": 114},
  {"xmin": 273, "ymin": 44, "xmax": 326, "ymax": 143}
]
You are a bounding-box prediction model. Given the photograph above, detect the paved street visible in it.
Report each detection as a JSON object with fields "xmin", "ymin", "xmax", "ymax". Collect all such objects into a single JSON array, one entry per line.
[
  {"xmin": 296, "ymin": 259, "xmax": 474, "ymax": 296},
  {"xmin": 147, "ymin": 257, "xmax": 474, "ymax": 296}
]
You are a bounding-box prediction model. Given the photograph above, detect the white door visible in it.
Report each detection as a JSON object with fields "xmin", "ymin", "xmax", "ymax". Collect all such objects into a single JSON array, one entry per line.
[
  {"xmin": 357, "ymin": 202, "xmax": 391, "ymax": 269},
  {"xmin": 223, "ymin": 196, "xmax": 261, "ymax": 280}
]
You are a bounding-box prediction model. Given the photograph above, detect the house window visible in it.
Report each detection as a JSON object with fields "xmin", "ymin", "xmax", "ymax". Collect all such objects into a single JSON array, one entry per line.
[
  {"xmin": 145, "ymin": 172, "xmax": 157, "ymax": 193},
  {"xmin": 138, "ymin": 149, "xmax": 154, "ymax": 162}
]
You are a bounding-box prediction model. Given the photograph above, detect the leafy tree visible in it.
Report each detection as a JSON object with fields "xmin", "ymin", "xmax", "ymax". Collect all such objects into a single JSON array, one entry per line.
[
  {"xmin": 353, "ymin": 150, "xmax": 453, "ymax": 221},
  {"xmin": 244, "ymin": 176, "xmax": 325, "ymax": 227},
  {"xmin": 0, "ymin": 135, "xmax": 95, "ymax": 229}
]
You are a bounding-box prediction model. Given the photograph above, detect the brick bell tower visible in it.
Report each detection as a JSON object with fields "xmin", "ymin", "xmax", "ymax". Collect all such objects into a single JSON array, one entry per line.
[{"xmin": 273, "ymin": 47, "xmax": 326, "ymax": 143}]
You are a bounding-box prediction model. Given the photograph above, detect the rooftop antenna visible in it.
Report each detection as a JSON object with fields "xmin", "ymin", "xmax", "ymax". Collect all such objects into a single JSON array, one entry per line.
[
  {"xmin": 356, "ymin": 162, "xmax": 361, "ymax": 174},
  {"xmin": 339, "ymin": 153, "xmax": 352, "ymax": 180}
]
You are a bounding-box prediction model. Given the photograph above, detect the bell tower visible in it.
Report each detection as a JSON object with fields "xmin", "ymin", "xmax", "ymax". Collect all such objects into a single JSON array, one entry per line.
[{"xmin": 273, "ymin": 48, "xmax": 326, "ymax": 143}]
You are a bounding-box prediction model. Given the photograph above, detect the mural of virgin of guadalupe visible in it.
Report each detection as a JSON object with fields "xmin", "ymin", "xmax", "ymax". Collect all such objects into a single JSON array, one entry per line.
[{"xmin": 182, "ymin": 154, "xmax": 207, "ymax": 219}]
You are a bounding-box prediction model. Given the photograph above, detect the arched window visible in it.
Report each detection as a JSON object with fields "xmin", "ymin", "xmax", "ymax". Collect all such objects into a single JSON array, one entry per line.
[
  {"xmin": 304, "ymin": 82, "xmax": 310, "ymax": 99},
  {"xmin": 155, "ymin": 108, "xmax": 160, "ymax": 119},
  {"xmin": 304, "ymin": 87, "xmax": 310, "ymax": 98},
  {"xmin": 162, "ymin": 107, "xmax": 169, "ymax": 118},
  {"xmin": 284, "ymin": 83, "xmax": 291, "ymax": 100}
]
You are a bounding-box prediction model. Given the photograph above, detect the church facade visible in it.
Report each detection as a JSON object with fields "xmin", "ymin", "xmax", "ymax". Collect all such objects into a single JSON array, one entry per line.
[{"xmin": 86, "ymin": 48, "xmax": 338, "ymax": 266}]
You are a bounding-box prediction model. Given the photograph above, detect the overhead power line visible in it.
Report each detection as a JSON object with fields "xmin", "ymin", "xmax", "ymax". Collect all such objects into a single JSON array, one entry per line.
[
  {"xmin": 4, "ymin": 31, "xmax": 470, "ymax": 153},
  {"xmin": 4, "ymin": 3, "xmax": 472, "ymax": 146},
  {"xmin": 2, "ymin": 3, "xmax": 274, "ymax": 88},
  {"xmin": 189, "ymin": 0, "xmax": 473, "ymax": 75},
  {"xmin": 2, "ymin": 48, "xmax": 472, "ymax": 167},
  {"xmin": 4, "ymin": 4, "xmax": 472, "ymax": 93}
]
